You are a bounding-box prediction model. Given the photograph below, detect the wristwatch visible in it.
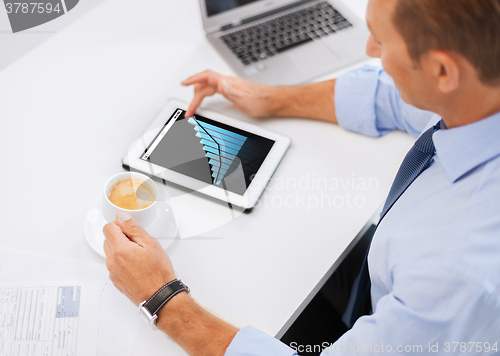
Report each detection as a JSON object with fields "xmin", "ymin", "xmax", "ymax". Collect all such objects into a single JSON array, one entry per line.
[{"xmin": 139, "ymin": 279, "xmax": 190, "ymax": 330}]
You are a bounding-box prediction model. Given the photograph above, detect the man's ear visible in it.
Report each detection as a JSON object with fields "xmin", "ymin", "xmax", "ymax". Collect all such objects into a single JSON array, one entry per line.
[{"xmin": 428, "ymin": 51, "xmax": 460, "ymax": 94}]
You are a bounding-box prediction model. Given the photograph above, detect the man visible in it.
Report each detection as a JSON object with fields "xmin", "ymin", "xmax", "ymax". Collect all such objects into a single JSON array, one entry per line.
[{"xmin": 103, "ymin": 0, "xmax": 500, "ymax": 354}]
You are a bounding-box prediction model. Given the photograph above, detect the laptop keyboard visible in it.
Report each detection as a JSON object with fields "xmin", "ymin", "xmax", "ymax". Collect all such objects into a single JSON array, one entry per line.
[{"xmin": 220, "ymin": 1, "xmax": 353, "ymax": 66}]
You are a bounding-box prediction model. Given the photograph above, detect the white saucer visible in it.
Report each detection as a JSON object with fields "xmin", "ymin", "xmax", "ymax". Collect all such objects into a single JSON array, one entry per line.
[{"xmin": 84, "ymin": 200, "xmax": 178, "ymax": 258}]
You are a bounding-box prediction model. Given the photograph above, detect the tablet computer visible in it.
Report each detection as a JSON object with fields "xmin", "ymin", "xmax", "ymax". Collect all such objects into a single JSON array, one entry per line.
[{"xmin": 122, "ymin": 99, "xmax": 291, "ymax": 210}]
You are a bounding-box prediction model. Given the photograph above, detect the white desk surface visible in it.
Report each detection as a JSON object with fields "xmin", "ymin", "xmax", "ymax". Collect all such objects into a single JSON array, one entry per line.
[{"xmin": 0, "ymin": 0, "xmax": 415, "ymax": 354}]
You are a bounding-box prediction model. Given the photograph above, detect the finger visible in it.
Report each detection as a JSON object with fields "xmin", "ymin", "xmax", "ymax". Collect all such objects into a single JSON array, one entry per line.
[
  {"xmin": 115, "ymin": 212, "xmax": 152, "ymax": 246},
  {"xmin": 181, "ymin": 70, "xmax": 216, "ymax": 86},
  {"xmin": 105, "ymin": 252, "xmax": 114, "ymax": 273},
  {"xmin": 181, "ymin": 74, "xmax": 206, "ymax": 87},
  {"xmin": 103, "ymin": 222, "xmax": 130, "ymax": 250},
  {"xmin": 184, "ymin": 83, "xmax": 207, "ymax": 118},
  {"xmin": 185, "ymin": 85, "xmax": 217, "ymax": 118},
  {"xmin": 103, "ymin": 240, "xmax": 113, "ymax": 258}
]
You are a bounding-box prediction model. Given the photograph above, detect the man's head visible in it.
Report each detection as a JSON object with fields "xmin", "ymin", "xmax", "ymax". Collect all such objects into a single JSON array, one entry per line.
[
  {"xmin": 393, "ymin": 0, "xmax": 500, "ymax": 87},
  {"xmin": 365, "ymin": 0, "xmax": 500, "ymax": 126}
]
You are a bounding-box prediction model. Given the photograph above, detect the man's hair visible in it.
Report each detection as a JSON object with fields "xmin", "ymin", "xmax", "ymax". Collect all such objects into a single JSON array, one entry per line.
[{"xmin": 393, "ymin": 0, "xmax": 500, "ymax": 86}]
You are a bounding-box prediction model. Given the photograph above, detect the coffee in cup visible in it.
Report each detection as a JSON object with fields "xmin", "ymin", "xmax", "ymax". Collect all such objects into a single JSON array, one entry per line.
[
  {"xmin": 103, "ymin": 172, "xmax": 159, "ymax": 227},
  {"xmin": 107, "ymin": 178, "xmax": 155, "ymax": 210}
]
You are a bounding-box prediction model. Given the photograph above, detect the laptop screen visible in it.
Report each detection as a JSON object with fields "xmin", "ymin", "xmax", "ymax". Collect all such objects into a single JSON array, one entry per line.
[{"xmin": 206, "ymin": 0, "xmax": 261, "ymax": 17}]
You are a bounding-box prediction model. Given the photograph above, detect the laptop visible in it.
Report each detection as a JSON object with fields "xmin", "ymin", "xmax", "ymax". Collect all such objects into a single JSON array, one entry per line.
[{"xmin": 199, "ymin": 0, "xmax": 370, "ymax": 85}]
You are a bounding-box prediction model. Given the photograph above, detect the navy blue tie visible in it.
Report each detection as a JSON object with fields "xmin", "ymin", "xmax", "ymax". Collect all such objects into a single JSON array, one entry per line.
[{"xmin": 346, "ymin": 120, "xmax": 442, "ymax": 327}]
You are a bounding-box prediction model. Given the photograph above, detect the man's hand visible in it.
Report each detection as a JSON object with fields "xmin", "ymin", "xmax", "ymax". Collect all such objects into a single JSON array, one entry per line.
[
  {"xmin": 182, "ymin": 70, "xmax": 276, "ymax": 118},
  {"xmin": 103, "ymin": 212, "xmax": 239, "ymax": 356},
  {"xmin": 103, "ymin": 212, "xmax": 176, "ymax": 305},
  {"xmin": 182, "ymin": 69, "xmax": 338, "ymax": 124}
]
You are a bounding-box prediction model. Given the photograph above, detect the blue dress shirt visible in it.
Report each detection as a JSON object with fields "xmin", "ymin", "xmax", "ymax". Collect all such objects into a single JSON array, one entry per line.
[{"xmin": 225, "ymin": 66, "xmax": 500, "ymax": 355}]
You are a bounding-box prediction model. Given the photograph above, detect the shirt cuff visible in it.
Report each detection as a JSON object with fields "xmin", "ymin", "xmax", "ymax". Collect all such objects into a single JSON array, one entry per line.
[
  {"xmin": 334, "ymin": 65, "xmax": 385, "ymax": 138},
  {"xmin": 225, "ymin": 326, "xmax": 298, "ymax": 356}
]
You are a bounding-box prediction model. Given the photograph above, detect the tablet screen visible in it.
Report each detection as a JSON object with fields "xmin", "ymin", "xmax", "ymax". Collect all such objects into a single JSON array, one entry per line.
[{"xmin": 140, "ymin": 108, "xmax": 275, "ymax": 195}]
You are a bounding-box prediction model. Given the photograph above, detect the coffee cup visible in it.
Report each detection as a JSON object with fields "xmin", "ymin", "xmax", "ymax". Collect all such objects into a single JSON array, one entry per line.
[{"xmin": 103, "ymin": 172, "xmax": 159, "ymax": 227}]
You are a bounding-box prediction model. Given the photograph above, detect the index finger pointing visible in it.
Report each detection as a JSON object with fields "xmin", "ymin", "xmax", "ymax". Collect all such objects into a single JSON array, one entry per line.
[{"xmin": 185, "ymin": 85, "xmax": 217, "ymax": 118}]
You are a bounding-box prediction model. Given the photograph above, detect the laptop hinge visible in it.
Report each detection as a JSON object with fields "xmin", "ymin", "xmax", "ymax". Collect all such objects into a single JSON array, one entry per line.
[
  {"xmin": 221, "ymin": 20, "xmax": 242, "ymax": 31},
  {"xmin": 219, "ymin": 0, "xmax": 315, "ymax": 31}
]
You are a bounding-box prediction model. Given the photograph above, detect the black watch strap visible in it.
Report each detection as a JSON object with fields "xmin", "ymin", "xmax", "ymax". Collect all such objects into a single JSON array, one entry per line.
[{"xmin": 144, "ymin": 279, "xmax": 189, "ymax": 316}]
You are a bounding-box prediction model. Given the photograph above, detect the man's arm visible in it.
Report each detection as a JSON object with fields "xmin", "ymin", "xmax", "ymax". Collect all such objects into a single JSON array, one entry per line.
[
  {"xmin": 270, "ymin": 80, "xmax": 338, "ymax": 123},
  {"xmin": 157, "ymin": 293, "xmax": 239, "ymax": 355},
  {"xmin": 182, "ymin": 70, "xmax": 338, "ymax": 124},
  {"xmin": 103, "ymin": 212, "xmax": 238, "ymax": 356},
  {"xmin": 182, "ymin": 67, "xmax": 435, "ymax": 138}
]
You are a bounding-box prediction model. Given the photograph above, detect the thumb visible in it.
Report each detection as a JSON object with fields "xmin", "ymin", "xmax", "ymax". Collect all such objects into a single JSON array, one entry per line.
[{"xmin": 115, "ymin": 212, "xmax": 152, "ymax": 246}]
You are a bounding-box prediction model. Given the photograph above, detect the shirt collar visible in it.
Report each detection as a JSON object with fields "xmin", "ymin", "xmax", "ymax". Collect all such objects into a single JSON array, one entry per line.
[{"xmin": 433, "ymin": 111, "xmax": 500, "ymax": 183}]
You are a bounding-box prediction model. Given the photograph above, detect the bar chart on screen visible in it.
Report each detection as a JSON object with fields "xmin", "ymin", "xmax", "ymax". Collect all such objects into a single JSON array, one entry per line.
[{"xmin": 188, "ymin": 116, "xmax": 268, "ymax": 187}]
